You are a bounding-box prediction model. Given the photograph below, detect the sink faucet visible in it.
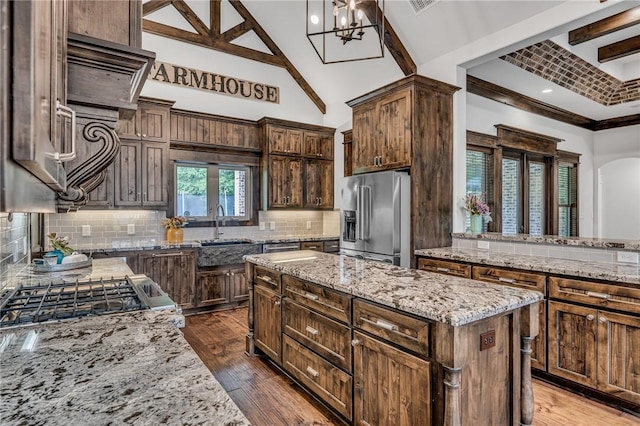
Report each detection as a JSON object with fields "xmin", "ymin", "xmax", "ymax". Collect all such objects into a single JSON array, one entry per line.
[{"xmin": 214, "ymin": 204, "xmax": 225, "ymax": 239}]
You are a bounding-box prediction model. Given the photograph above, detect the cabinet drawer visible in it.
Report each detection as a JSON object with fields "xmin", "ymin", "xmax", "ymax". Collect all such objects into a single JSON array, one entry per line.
[
  {"xmin": 549, "ymin": 276, "xmax": 640, "ymax": 315},
  {"xmin": 323, "ymin": 240, "xmax": 340, "ymax": 253},
  {"xmin": 283, "ymin": 300, "xmax": 351, "ymax": 372},
  {"xmin": 283, "ymin": 275, "xmax": 351, "ymax": 324},
  {"xmin": 353, "ymin": 299, "xmax": 430, "ymax": 357},
  {"xmin": 472, "ymin": 266, "xmax": 546, "ymax": 293},
  {"xmin": 417, "ymin": 257, "xmax": 471, "ymax": 279},
  {"xmin": 283, "ymin": 335, "xmax": 352, "ymax": 420},
  {"xmin": 254, "ymin": 266, "xmax": 281, "ymax": 292},
  {"xmin": 301, "ymin": 241, "xmax": 323, "ymax": 251}
]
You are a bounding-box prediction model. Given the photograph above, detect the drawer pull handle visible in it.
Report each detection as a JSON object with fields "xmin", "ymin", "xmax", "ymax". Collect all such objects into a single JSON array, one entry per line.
[
  {"xmin": 151, "ymin": 252, "xmax": 184, "ymax": 257},
  {"xmin": 304, "ymin": 292, "xmax": 319, "ymax": 301},
  {"xmin": 586, "ymin": 291, "xmax": 610, "ymax": 300},
  {"xmin": 375, "ymin": 319, "xmax": 397, "ymax": 331},
  {"xmin": 498, "ymin": 277, "xmax": 515, "ymax": 284},
  {"xmin": 586, "ymin": 314, "xmax": 595, "ymax": 321},
  {"xmin": 306, "ymin": 366, "xmax": 319, "ymax": 378},
  {"xmin": 351, "ymin": 339, "xmax": 362, "ymax": 347},
  {"xmin": 599, "ymin": 316, "xmax": 607, "ymax": 324},
  {"xmin": 307, "ymin": 246, "xmax": 319, "ymax": 249},
  {"xmin": 436, "ymin": 267, "xmax": 450, "ymax": 272},
  {"xmin": 305, "ymin": 325, "xmax": 319, "ymax": 336},
  {"xmin": 257, "ymin": 275, "xmax": 274, "ymax": 283}
]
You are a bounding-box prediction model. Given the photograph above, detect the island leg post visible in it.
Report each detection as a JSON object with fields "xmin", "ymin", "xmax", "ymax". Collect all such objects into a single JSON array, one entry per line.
[
  {"xmin": 245, "ymin": 262, "xmax": 255, "ymax": 356},
  {"xmin": 443, "ymin": 366, "xmax": 462, "ymax": 426},
  {"xmin": 520, "ymin": 302, "xmax": 539, "ymax": 426}
]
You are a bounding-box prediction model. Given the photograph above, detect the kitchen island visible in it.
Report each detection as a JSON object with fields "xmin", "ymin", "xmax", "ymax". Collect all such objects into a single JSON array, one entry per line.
[
  {"xmin": 244, "ymin": 251, "xmax": 543, "ymax": 426},
  {"xmin": 0, "ymin": 258, "xmax": 249, "ymax": 426}
]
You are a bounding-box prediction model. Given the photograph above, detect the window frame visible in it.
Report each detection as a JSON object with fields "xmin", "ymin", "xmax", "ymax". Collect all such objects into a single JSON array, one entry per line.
[{"xmin": 557, "ymin": 150, "xmax": 581, "ymax": 237}]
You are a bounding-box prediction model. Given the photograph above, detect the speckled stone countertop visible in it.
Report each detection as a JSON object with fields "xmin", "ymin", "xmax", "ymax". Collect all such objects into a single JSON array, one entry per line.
[
  {"xmin": 0, "ymin": 310, "xmax": 249, "ymax": 426},
  {"xmin": 415, "ymin": 247, "xmax": 640, "ymax": 285},
  {"xmin": 452, "ymin": 232, "xmax": 640, "ymax": 250},
  {"xmin": 244, "ymin": 251, "xmax": 542, "ymax": 327}
]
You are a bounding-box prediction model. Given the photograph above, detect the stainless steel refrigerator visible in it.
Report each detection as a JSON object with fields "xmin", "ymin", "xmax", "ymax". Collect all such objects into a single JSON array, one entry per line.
[{"xmin": 340, "ymin": 170, "xmax": 411, "ymax": 267}]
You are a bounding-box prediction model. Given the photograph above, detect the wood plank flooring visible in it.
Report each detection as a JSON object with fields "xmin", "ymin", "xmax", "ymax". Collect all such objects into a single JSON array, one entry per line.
[{"xmin": 182, "ymin": 308, "xmax": 640, "ymax": 426}]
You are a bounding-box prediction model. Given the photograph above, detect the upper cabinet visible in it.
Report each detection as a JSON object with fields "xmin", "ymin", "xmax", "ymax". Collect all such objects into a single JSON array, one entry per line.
[
  {"xmin": 259, "ymin": 118, "xmax": 335, "ymax": 210},
  {"xmin": 350, "ymin": 89, "xmax": 412, "ymax": 174},
  {"xmin": 118, "ymin": 98, "xmax": 173, "ymax": 142},
  {"xmin": 68, "ymin": 0, "xmax": 142, "ymax": 48}
]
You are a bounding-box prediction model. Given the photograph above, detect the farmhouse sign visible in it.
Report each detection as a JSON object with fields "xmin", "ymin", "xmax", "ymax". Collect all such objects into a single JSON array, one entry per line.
[{"xmin": 147, "ymin": 61, "xmax": 280, "ymax": 104}]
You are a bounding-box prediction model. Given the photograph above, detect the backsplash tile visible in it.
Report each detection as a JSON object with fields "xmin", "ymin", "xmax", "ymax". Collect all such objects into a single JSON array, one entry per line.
[{"xmin": 0, "ymin": 213, "xmax": 30, "ymax": 291}]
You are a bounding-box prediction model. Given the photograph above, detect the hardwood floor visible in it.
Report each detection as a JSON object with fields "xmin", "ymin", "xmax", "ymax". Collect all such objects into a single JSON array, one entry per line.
[{"xmin": 182, "ymin": 308, "xmax": 640, "ymax": 426}]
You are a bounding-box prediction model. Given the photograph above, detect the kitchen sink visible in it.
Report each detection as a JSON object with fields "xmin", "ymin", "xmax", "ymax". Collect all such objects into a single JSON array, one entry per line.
[{"xmin": 199, "ymin": 239, "xmax": 253, "ymax": 246}]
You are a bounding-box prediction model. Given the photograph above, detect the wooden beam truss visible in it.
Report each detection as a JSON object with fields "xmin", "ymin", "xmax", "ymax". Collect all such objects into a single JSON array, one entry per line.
[{"xmin": 568, "ymin": 6, "xmax": 640, "ymax": 45}]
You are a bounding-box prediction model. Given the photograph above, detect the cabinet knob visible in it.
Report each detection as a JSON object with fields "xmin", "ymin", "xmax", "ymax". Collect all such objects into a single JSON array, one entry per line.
[
  {"xmin": 598, "ymin": 316, "xmax": 607, "ymax": 323},
  {"xmin": 142, "ymin": 134, "xmax": 147, "ymax": 138},
  {"xmin": 136, "ymin": 132, "xmax": 141, "ymax": 137},
  {"xmin": 586, "ymin": 314, "xmax": 595, "ymax": 321},
  {"xmin": 274, "ymin": 300, "xmax": 281, "ymax": 306},
  {"xmin": 137, "ymin": 192, "xmax": 141, "ymax": 201},
  {"xmin": 351, "ymin": 339, "xmax": 362, "ymax": 347}
]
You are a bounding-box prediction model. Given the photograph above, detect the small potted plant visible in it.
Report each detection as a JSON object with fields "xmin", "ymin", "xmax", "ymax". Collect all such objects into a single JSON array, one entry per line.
[
  {"xmin": 463, "ymin": 193, "xmax": 492, "ymax": 234},
  {"xmin": 164, "ymin": 216, "xmax": 187, "ymax": 244},
  {"xmin": 46, "ymin": 232, "xmax": 73, "ymax": 264}
]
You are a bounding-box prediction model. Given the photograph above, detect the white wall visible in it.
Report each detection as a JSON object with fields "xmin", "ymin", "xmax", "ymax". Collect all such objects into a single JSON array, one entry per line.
[
  {"xmin": 594, "ymin": 125, "xmax": 640, "ymax": 238},
  {"xmin": 466, "ymin": 93, "xmax": 596, "ymax": 237}
]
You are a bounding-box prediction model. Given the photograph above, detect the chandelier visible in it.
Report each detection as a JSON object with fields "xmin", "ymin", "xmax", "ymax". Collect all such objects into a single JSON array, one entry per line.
[{"xmin": 306, "ymin": 0, "xmax": 385, "ymax": 64}]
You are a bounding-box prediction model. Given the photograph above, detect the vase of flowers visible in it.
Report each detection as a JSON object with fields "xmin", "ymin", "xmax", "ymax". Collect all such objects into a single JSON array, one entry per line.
[
  {"xmin": 164, "ymin": 216, "xmax": 187, "ymax": 244},
  {"xmin": 47, "ymin": 232, "xmax": 73, "ymax": 264},
  {"xmin": 463, "ymin": 193, "xmax": 492, "ymax": 234}
]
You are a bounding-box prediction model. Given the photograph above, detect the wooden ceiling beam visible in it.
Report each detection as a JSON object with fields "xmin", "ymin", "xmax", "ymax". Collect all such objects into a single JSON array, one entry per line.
[
  {"xmin": 598, "ymin": 34, "xmax": 640, "ymax": 62},
  {"xmin": 360, "ymin": 0, "xmax": 417, "ymax": 76},
  {"xmin": 171, "ymin": 0, "xmax": 210, "ymax": 36},
  {"xmin": 568, "ymin": 6, "xmax": 640, "ymax": 45},
  {"xmin": 228, "ymin": 0, "xmax": 326, "ymax": 114},
  {"xmin": 222, "ymin": 21, "xmax": 253, "ymax": 43},
  {"xmin": 143, "ymin": 0, "xmax": 172, "ymax": 16},
  {"xmin": 210, "ymin": 0, "xmax": 221, "ymax": 35}
]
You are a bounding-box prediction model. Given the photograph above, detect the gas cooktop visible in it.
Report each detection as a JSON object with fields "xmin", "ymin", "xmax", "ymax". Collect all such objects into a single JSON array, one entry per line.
[{"xmin": 0, "ymin": 275, "xmax": 176, "ymax": 328}]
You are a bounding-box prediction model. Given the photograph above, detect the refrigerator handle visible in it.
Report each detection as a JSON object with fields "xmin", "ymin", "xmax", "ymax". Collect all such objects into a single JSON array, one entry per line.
[
  {"xmin": 356, "ymin": 184, "xmax": 362, "ymax": 241},
  {"xmin": 363, "ymin": 185, "xmax": 372, "ymax": 240}
]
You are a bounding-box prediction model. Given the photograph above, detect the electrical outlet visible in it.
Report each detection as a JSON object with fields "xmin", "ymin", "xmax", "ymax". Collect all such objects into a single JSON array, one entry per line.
[
  {"xmin": 127, "ymin": 224, "xmax": 135, "ymax": 235},
  {"xmin": 477, "ymin": 241, "xmax": 490, "ymax": 250},
  {"xmin": 259, "ymin": 222, "xmax": 265, "ymax": 231},
  {"xmin": 306, "ymin": 221, "xmax": 312, "ymax": 230},
  {"xmin": 82, "ymin": 225, "xmax": 91, "ymax": 237},
  {"xmin": 269, "ymin": 221, "xmax": 276, "ymax": 231},
  {"xmin": 617, "ymin": 251, "xmax": 639, "ymax": 264}
]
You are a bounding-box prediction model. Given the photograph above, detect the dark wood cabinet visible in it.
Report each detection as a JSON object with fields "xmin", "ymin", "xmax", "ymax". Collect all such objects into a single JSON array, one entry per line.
[
  {"xmin": 254, "ymin": 284, "xmax": 283, "ymax": 365},
  {"xmin": 417, "ymin": 257, "xmax": 471, "ymax": 279},
  {"xmin": 267, "ymin": 156, "xmax": 303, "ymax": 208},
  {"xmin": 198, "ymin": 265, "xmax": 248, "ymax": 308},
  {"xmin": 342, "ymin": 130, "xmax": 353, "ymax": 177},
  {"xmin": 303, "ymin": 132, "xmax": 333, "ymax": 160},
  {"xmin": 68, "ymin": 0, "xmax": 142, "ymax": 48},
  {"xmin": 303, "ymin": 160, "xmax": 334, "ymax": 209},
  {"xmin": 114, "ymin": 140, "xmax": 168, "ymax": 208},
  {"xmin": 353, "ymin": 330, "xmax": 431, "ymax": 426},
  {"xmin": 118, "ymin": 100, "xmax": 171, "ymax": 142},
  {"xmin": 267, "ymin": 126, "xmax": 302, "ymax": 155},
  {"xmin": 138, "ymin": 249, "xmax": 196, "ymax": 309}
]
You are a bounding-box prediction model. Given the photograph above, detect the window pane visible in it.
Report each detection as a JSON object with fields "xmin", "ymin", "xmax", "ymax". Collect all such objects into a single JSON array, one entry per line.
[
  {"xmin": 176, "ymin": 165, "xmax": 208, "ymax": 217},
  {"xmin": 529, "ymin": 162, "xmax": 545, "ymax": 235},
  {"xmin": 502, "ymin": 157, "xmax": 520, "ymax": 234},
  {"xmin": 466, "ymin": 150, "xmax": 493, "ymax": 232},
  {"xmin": 218, "ymin": 168, "xmax": 247, "ymax": 217},
  {"xmin": 558, "ymin": 164, "xmax": 578, "ymax": 237}
]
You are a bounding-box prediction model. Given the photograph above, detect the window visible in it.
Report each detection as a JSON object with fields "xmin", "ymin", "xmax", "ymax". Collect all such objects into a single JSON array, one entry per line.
[
  {"xmin": 465, "ymin": 148, "xmax": 494, "ymax": 232},
  {"xmin": 558, "ymin": 161, "xmax": 578, "ymax": 237},
  {"xmin": 175, "ymin": 162, "xmax": 251, "ymax": 221},
  {"xmin": 501, "ymin": 156, "xmax": 521, "ymax": 234}
]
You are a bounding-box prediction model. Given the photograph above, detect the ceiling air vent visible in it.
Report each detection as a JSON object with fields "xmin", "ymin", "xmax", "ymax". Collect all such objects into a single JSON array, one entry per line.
[{"xmin": 409, "ymin": 0, "xmax": 440, "ymax": 14}]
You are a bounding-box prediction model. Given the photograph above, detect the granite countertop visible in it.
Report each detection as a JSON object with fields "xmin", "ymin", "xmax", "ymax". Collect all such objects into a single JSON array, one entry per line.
[
  {"xmin": 415, "ymin": 247, "xmax": 640, "ymax": 285},
  {"xmin": 452, "ymin": 232, "xmax": 640, "ymax": 250},
  {"xmin": 0, "ymin": 310, "xmax": 249, "ymax": 426},
  {"xmin": 244, "ymin": 251, "xmax": 542, "ymax": 327}
]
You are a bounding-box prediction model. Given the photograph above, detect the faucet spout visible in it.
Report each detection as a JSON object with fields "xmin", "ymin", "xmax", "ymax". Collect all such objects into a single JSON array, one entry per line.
[{"xmin": 214, "ymin": 204, "xmax": 225, "ymax": 239}]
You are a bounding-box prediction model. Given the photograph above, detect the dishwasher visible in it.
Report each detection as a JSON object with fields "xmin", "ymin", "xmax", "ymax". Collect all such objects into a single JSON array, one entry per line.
[{"xmin": 262, "ymin": 242, "xmax": 301, "ymax": 253}]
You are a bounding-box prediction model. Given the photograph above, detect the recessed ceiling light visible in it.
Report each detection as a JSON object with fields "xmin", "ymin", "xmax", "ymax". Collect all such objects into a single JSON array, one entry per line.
[{"xmin": 542, "ymin": 89, "xmax": 553, "ymax": 94}]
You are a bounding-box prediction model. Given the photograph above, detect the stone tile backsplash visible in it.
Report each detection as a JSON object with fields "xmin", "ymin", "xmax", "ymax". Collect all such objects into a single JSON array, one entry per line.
[
  {"xmin": 452, "ymin": 236, "xmax": 637, "ymax": 264},
  {"xmin": 46, "ymin": 210, "xmax": 341, "ymax": 249},
  {"xmin": 0, "ymin": 213, "xmax": 30, "ymax": 290}
]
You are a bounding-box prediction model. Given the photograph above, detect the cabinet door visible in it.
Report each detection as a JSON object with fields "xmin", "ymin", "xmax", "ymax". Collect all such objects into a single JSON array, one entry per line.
[
  {"xmin": 597, "ymin": 310, "xmax": 640, "ymax": 405},
  {"xmin": 229, "ymin": 265, "xmax": 249, "ymax": 302},
  {"xmin": 352, "ymin": 103, "xmax": 378, "ymax": 174},
  {"xmin": 114, "ymin": 141, "xmax": 142, "ymax": 206},
  {"xmin": 303, "ymin": 161, "xmax": 321, "ymax": 208},
  {"xmin": 548, "ymin": 301, "xmax": 597, "ymax": 387},
  {"xmin": 68, "ymin": 0, "xmax": 141, "ymax": 47},
  {"xmin": 303, "ymin": 132, "xmax": 333, "ymax": 160},
  {"xmin": 198, "ymin": 270, "xmax": 231, "ymax": 308},
  {"xmin": 139, "ymin": 105, "xmax": 169, "ymax": 142},
  {"xmin": 254, "ymin": 284, "xmax": 282, "ymax": 365},
  {"xmin": 317, "ymin": 160, "xmax": 334, "ymax": 209},
  {"xmin": 378, "ymin": 89, "xmax": 412, "ymax": 170},
  {"xmin": 139, "ymin": 250, "xmax": 196, "ymax": 309},
  {"xmin": 268, "ymin": 127, "xmax": 302, "ymax": 155},
  {"xmin": 267, "ymin": 156, "xmax": 291, "ymax": 208},
  {"xmin": 353, "ymin": 331, "xmax": 431, "ymax": 426},
  {"xmin": 141, "ymin": 142, "xmax": 168, "ymax": 207}
]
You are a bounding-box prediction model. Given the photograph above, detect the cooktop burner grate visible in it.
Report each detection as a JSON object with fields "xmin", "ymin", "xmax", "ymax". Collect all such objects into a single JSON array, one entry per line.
[{"xmin": 0, "ymin": 277, "xmax": 147, "ymax": 328}]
